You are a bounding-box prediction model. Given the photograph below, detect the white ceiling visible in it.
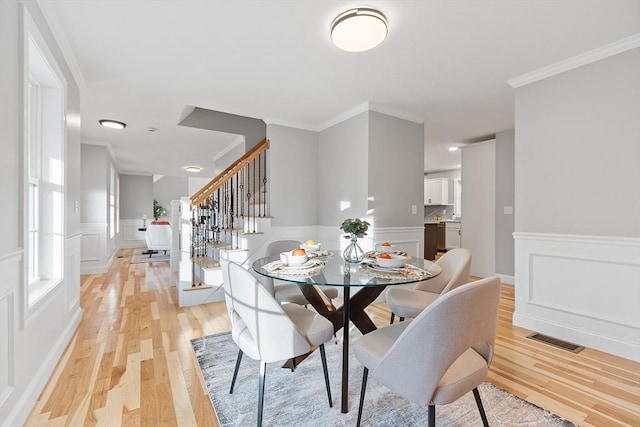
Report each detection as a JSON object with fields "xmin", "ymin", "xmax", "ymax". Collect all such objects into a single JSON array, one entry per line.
[{"xmin": 39, "ymin": 0, "xmax": 640, "ymax": 176}]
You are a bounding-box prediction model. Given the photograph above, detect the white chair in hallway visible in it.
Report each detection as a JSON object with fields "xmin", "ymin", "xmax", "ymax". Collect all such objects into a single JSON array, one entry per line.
[{"xmin": 144, "ymin": 224, "xmax": 172, "ymax": 257}]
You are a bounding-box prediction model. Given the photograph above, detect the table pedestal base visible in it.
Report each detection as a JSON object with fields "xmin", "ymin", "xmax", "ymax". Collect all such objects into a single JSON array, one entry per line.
[{"xmin": 297, "ymin": 284, "xmax": 386, "ymax": 413}]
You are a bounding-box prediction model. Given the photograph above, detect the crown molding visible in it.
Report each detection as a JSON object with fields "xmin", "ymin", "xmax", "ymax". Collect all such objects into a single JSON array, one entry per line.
[
  {"xmin": 508, "ymin": 33, "xmax": 640, "ymax": 88},
  {"xmin": 317, "ymin": 102, "xmax": 371, "ymax": 131},
  {"xmin": 367, "ymin": 102, "xmax": 426, "ymax": 125},
  {"xmin": 36, "ymin": 0, "xmax": 87, "ymax": 90},
  {"xmin": 263, "ymin": 117, "xmax": 318, "ymax": 132},
  {"xmin": 266, "ymin": 101, "xmax": 425, "ymax": 133}
]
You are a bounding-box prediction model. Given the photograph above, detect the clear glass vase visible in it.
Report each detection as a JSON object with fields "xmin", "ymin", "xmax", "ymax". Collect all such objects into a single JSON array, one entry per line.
[{"xmin": 343, "ymin": 234, "xmax": 365, "ymax": 263}]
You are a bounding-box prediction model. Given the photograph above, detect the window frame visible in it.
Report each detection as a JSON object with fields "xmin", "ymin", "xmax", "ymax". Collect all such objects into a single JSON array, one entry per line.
[{"xmin": 22, "ymin": 8, "xmax": 68, "ymax": 323}]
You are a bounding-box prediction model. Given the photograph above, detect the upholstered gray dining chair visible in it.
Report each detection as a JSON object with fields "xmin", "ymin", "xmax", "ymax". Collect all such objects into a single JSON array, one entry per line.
[
  {"xmin": 354, "ymin": 276, "xmax": 502, "ymax": 427},
  {"xmin": 264, "ymin": 239, "xmax": 338, "ymax": 305},
  {"xmin": 224, "ymin": 261, "xmax": 334, "ymax": 427},
  {"xmin": 386, "ymin": 247, "xmax": 471, "ymax": 323}
]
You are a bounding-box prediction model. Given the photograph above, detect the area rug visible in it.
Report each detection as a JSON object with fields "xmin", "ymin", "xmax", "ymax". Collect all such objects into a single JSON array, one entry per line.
[
  {"xmin": 130, "ymin": 248, "xmax": 170, "ymax": 264},
  {"xmin": 191, "ymin": 331, "xmax": 576, "ymax": 427}
]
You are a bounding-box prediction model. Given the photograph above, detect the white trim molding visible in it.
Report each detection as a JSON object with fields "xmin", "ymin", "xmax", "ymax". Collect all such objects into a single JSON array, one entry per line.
[
  {"xmin": 513, "ymin": 232, "xmax": 640, "ymax": 362},
  {"xmin": 266, "ymin": 101, "xmax": 426, "ymax": 132},
  {"xmin": 508, "ymin": 33, "xmax": 640, "ymax": 88}
]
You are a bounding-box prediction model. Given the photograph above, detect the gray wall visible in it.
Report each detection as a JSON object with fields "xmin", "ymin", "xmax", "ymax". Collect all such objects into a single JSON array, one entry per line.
[
  {"xmin": 267, "ymin": 124, "xmax": 318, "ymax": 226},
  {"xmin": 80, "ymin": 145, "xmax": 109, "ymax": 223},
  {"xmin": 515, "ymin": 48, "xmax": 640, "ymax": 237},
  {"xmin": 0, "ymin": 1, "xmax": 82, "ymax": 424},
  {"xmin": 368, "ymin": 111, "xmax": 424, "ymax": 228},
  {"xmin": 120, "ymin": 175, "xmax": 154, "ymax": 220},
  {"xmin": 318, "ymin": 112, "xmax": 369, "ymax": 226},
  {"xmin": 179, "ymin": 107, "xmax": 266, "ymax": 150},
  {"xmin": 495, "ymin": 129, "xmax": 515, "ymax": 276},
  {"xmin": 153, "ymin": 176, "xmax": 188, "ymax": 217}
]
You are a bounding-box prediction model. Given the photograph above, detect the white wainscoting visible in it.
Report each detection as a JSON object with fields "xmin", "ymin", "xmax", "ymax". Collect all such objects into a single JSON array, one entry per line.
[
  {"xmin": 513, "ymin": 232, "xmax": 640, "ymax": 362},
  {"xmin": 67, "ymin": 233, "xmax": 81, "ymax": 311},
  {"xmin": 120, "ymin": 218, "xmax": 147, "ymax": 249},
  {"xmin": 80, "ymin": 223, "xmax": 110, "ymax": 274},
  {"xmin": 0, "ymin": 250, "xmax": 20, "ymax": 410}
]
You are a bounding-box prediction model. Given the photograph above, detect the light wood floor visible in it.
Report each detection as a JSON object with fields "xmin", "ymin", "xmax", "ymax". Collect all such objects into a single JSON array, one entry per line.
[{"xmin": 25, "ymin": 248, "xmax": 640, "ymax": 426}]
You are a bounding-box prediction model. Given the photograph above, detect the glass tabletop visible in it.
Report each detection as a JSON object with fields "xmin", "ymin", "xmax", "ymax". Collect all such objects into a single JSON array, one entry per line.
[{"xmin": 252, "ymin": 251, "xmax": 441, "ymax": 288}]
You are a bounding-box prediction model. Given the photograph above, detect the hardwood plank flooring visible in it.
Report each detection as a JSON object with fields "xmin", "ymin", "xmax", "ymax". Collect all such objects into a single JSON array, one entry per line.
[{"xmin": 25, "ymin": 249, "xmax": 640, "ymax": 426}]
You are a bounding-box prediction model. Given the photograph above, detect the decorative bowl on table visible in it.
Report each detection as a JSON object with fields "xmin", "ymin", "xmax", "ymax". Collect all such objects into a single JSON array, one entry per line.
[
  {"xmin": 375, "ymin": 242, "xmax": 397, "ymax": 253},
  {"xmin": 301, "ymin": 240, "xmax": 322, "ymax": 252},
  {"xmin": 280, "ymin": 249, "xmax": 307, "ymax": 266},
  {"xmin": 375, "ymin": 253, "xmax": 410, "ymax": 268}
]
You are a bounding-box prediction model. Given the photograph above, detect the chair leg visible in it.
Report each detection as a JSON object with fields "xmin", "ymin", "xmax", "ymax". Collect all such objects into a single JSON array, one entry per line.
[
  {"xmin": 473, "ymin": 387, "xmax": 490, "ymax": 427},
  {"xmin": 257, "ymin": 361, "xmax": 266, "ymax": 427},
  {"xmin": 319, "ymin": 344, "xmax": 332, "ymax": 407},
  {"xmin": 390, "ymin": 312, "xmax": 395, "ymax": 324},
  {"xmin": 428, "ymin": 404, "xmax": 435, "ymax": 427},
  {"xmin": 356, "ymin": 367, "xmax": 369, "ymax": 427},
  {"xmin": 399, "ymin": 316, "xmax": 405, "ymax": 322},
  {"xmin": 290, "ymin": 357, "xmax": 296, "ymax": 372},
  {"xmin": 229, "ymin": 349, "xmax": 243, "ymax": 394}
]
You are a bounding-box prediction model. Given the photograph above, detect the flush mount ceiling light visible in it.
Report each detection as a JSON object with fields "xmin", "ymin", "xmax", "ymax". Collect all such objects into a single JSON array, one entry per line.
[
  {"xmin": 449, "ymin": 147, "xmax": 460, "ymax": 152},
  {"xmin": 330, "ymin": 8, "xmax": 388, "ymax": 52},
  {"xmin": 99, "ymin": 119, "xmax": 127, "ymax": 129},
  {"xmin": 183, "ymin": 166, "xmax": 202, "ymax": 173}
]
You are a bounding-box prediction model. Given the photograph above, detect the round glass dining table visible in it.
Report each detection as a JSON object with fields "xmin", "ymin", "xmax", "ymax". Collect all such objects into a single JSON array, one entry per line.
[{"xmin": 252, "ymin": 252, "xmax": 441, "ymax": 413}]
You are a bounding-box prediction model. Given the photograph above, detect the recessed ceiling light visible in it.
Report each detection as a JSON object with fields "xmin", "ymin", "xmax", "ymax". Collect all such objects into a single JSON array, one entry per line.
[
  {"xmin": 183, "ymin": 166, "xmax": 202, "ymax": 173},
  {"xmin": 449, "ymin": 147, "xmax": 459, "ymax": 152},
  {"xmin": 331, "ymin": 8, "xmax": 388, "ymax": 52},
  {"xmin": 99, "ymin": 119, "xmax": 126, "ymax": 129}
]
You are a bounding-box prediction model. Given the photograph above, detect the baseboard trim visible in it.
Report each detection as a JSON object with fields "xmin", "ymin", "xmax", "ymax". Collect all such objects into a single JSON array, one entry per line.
[
  {"xmin": 495, "ymin": 274, "xmax": 515, "ymax": 285},
  {"xmin": 513, "ymin": 311, "xmax": 640, "ymax": 362}
]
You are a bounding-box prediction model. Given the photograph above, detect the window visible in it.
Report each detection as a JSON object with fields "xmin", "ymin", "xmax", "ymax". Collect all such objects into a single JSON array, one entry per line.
[
  {"xmin": 24, "ymin": 11, "xmax": 66, "ymax": 309},
  {"xmin": 109, "ymin": 165, "xmax": 116, "ymax": 239}
]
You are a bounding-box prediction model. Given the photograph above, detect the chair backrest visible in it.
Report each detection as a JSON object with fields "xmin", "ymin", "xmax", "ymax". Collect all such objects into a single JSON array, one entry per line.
[
  {"xmin": 145, "ymin": 224, "xmax": 172, "ymax": 250},
  {"xmin": 372, "ymin": 276, "xmax": 501, "ymax": 406},
  {"xmin": 265, "ymin": 239, "xmax": 302, "ymax": 257},
  {"xmin": 220, "ymin": 258, "xmax": 234, "ymax": 320},
  {"xmin": 262, "ymin": 240, "xmax": 302, "ymax": 295},
  {"xmin": 227, "ymin": 262, "xmax": 311, "ymax": 363},
  {"xmin": 415, "ymin": 248, "xmax": 471, "ymax": 294}
]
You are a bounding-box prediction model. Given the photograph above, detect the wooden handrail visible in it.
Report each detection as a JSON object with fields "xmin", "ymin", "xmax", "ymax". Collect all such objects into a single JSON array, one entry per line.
[{"xmin": 190, "ymin": 138, "xmax": 270, "ymax": 209}]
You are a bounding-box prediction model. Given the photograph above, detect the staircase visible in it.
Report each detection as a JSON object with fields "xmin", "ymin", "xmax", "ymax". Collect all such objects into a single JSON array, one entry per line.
[{"xmin": 177, "ymin": 138, "xmax": 272, "ymax": 307}]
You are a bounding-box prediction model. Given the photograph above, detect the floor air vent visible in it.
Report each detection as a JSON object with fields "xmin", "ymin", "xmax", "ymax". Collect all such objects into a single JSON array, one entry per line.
[{"xmin": 526, "ymin": 333, "xmax": 584, "ymax": 353}]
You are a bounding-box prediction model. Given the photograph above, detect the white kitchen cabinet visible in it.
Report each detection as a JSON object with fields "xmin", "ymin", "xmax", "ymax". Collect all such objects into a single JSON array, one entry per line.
[
  {"xmin": 424, "ymin": 178, "xmax": 453, "ymax": 205},
  {"xmin": 445, "ymin": 221, "xmax": 461, "ymax": 248}
]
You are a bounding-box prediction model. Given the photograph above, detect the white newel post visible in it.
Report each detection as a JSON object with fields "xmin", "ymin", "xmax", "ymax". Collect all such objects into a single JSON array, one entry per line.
[{"xmin": 170, "ymin": 199, "xmax": 182, "ymax": 283}]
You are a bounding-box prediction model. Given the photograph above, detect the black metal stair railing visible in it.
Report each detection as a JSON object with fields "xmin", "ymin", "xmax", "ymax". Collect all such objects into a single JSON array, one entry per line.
[{"xmin": 189, "ymin": 139, "xmax": 270, "ymax": 267}]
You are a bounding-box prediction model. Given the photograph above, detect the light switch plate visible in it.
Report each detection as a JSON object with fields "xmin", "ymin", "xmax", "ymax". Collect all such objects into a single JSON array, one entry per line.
[{"xmin": 504, "ymin": 206, "xmax": 513, "ymax": 215}]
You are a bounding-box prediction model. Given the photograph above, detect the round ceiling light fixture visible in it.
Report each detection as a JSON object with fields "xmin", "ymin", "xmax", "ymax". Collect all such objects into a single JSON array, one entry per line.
[
  {"xmin": 99, "ymin": 119, "xmax": 127, "ymax": 129},
  {"xmin": 330, "ymin": 8, "xmax": 388, "ymax": 52},
  {"xmin": 183, "ymin": 166, "xmax": 203, "ymax": 173}
]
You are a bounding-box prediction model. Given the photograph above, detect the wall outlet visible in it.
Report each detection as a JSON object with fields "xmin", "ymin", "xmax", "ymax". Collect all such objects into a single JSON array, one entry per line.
[{"xmin": 412, "ymin": 205, "xmax": 417, "ymax": 214}]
